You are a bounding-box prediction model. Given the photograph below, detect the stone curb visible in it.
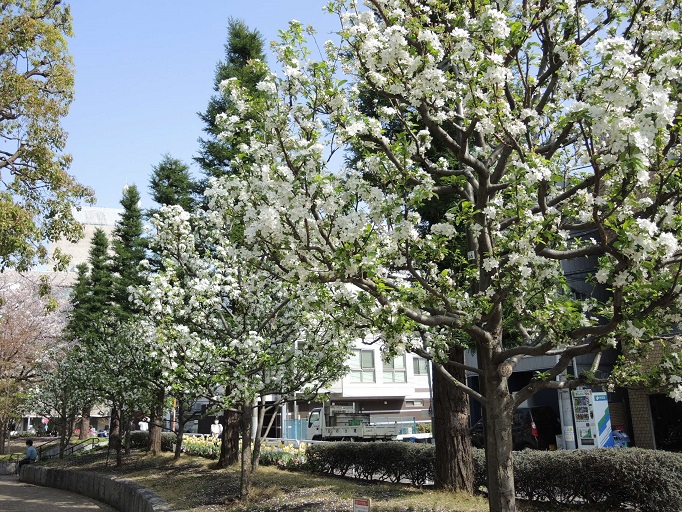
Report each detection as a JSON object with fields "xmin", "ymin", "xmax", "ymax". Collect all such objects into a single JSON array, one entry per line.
[
  {"xmin": 19, "ymin": 464, "xmax": 174, "ymax": 512},
  {"xmin": 0, "ymin": 461, "xmax": 17, "ymax": 475}
]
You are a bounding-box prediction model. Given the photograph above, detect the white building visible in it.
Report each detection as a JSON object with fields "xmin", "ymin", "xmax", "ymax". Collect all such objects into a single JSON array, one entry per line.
[
  {"xmin": 47, "ymin": 207, "xmax": 123, "ymax": 284},
  {"xmin": 277, "ymin": 339, "xmax": 434, "ymax": 439}
]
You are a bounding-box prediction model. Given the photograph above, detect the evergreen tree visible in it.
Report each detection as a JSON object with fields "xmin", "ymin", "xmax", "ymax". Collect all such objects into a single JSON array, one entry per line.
[
  {"xmin": 145, "ymin": 156, "xmax": 199, "ymax": 455},
  {"xmin": 65, "ymin": 263, "xmax": 92, "ymax": 343},
  {"xmin": 148, "ymin": 154, "xmax": 198, "ymax": 216},
  {"xmin": 65, "ymin": 229, "xmax": 114, "ymax": 340},
  {"xmin": 195, "ymin": 18, "xmax": 266, "ymax": 180},
  {"xmin": 64, "ymin": 228, "xmax": 114, "ymax": 439},
  {"xmin": 111, "ymin": 185, "xmax": 146, "ymax": 319},
  {"xmin": 87, "ymin": 229, "xmax": 115, "ymax": 309},
  {"xmin": 349, "ymin": 87, "xmax": 473, "ymax": 492},
  {"xmin": 194, "ymin": 18, "xmax": 267, "ymax": 465},
  {"xmin": 187, "ymin": 18, "xmax": 267, "ymax": 466}
]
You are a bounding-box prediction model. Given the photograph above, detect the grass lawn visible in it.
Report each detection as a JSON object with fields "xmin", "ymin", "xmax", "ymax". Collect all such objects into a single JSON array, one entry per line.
[
  {"xmin": 42, "ymin": 450, "xmax": 615, "ymax": 512},
  {"xmin": 44, "ymin": 450, "xmax": 490, "ymax": 511}
]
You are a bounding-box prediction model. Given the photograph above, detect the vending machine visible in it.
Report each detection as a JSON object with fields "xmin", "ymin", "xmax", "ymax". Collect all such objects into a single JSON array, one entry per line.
[{"xmin": 571, "ymin": 388, "xmax": 614, "ymax": 449}]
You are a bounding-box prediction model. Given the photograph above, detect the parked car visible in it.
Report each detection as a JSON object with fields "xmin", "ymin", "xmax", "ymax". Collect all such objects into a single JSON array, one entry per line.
[{"xmin": 469, "ymin": 406, "xmax": 562, "ymax": 450}]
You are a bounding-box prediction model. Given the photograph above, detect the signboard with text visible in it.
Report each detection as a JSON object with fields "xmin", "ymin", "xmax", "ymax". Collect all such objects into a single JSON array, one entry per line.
[{"xmin": 353, "ymin": 497, "xmax": 371, "ymax": 512}]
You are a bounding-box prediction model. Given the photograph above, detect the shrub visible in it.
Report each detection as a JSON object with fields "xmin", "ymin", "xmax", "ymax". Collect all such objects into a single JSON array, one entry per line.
[
  {"xmin": 128, "ymin": 430, "xmax": 149, "ymax": 450},
  {"xmin": 416, "ymin": 423, "xmax": 432, "ymax": 434},
  {"xmin": 161, "ymin": 432, "xmax": 177, "ymax": 452},
  {"xmin": 305, "ymin": 442, "xmax": 434, "ymax": 486},
  {"xmin": 305, "ymin": 442, "xmax": 682, "ymax": 511},
  {"xmin": 476, "ymin": 447, "xmax": 682, "ymax": 512},
  {"xmin": 126, "ymin": 430, "xmax": 177, "ymax": 452}
]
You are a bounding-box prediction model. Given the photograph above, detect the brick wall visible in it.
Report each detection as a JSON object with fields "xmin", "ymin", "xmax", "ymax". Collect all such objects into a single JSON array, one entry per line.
[{"xmin": 628, "ymin": 390, "xmax": 656, "ymax": 448}]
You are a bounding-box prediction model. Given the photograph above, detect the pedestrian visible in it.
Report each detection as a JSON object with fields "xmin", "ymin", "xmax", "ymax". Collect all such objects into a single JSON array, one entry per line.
[
  {"xmin": 16, "ymin": 439, "xmax": 37, "ymax": 475},
  {"xmin": 210, "ymin": 419, "xmax": 223, "ymax": 438}
]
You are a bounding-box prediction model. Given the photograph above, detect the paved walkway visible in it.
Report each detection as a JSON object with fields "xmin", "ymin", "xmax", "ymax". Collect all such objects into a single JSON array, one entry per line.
[{"xmin": 0, "ymin": 476, "xmax": 117, "ymax": 512}]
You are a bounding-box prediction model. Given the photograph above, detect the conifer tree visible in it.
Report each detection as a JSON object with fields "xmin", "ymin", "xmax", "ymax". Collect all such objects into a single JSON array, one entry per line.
[
  {"xmin": 87, "ymin": 229, "xmax": 115, "ymax": 309},
  {"xmin": 65, "ymin": 230, "xmax": 114, "ymax": 339},
  {"xmin": 195, "ymin": 18, "xmax": 266, "ymax": 180},
  {"xmin": 111, "ymin": 185, "xmax": 146, "ymax": 319},
  {"xmin": 148, "ymin": 155, "xmax": 198, "ymax": 216},
  {"xmin": 194, "ymin": 18, "xmax": 267, "ymax": 466},
  {"xmin": 65, "ymin": 228, "xmax": 114, "ymax": 439},
  {"xmin": 349, "ymin": 87, "xmax": 473, "ymax": 491},
  {"xmin": 146, "ymin": 158, "xmax": 199, "ymax": 455},
  {"xmin": 65, "ymin": 263, "xmax": 92, "ymax": 343}
]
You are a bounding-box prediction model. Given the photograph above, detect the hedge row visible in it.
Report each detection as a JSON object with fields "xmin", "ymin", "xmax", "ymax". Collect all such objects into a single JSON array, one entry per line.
[
  {"xmin": 127, "ymin": 431, "xmax": 177, "ymax": 452},
  {"xmin": 306, "ymin": 442, "xmax": 434, "ymax": 487},
  {"xmin": 306, "ymin": 443, "xmax": 682, "ymax": 511},
  {"xmin": 501, "ymin": 448, "xmax": 682, "ymax": 512}
]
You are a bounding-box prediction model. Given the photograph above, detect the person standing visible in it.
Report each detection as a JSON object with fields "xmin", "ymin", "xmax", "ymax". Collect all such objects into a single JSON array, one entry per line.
[
  {"xmin": 210, "ymin": 419, "xmax": 223, "ymax": 438},
  {"xmin": 139, "ymin": 418, "xmax": 149, "ymax": 432},
  {"xmin": 16, "ymin": 439, "xmax": 37, "ymax": 474}
]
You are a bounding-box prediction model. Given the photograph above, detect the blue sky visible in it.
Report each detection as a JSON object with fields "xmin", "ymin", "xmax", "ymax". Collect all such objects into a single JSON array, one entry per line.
[{"xmin": 64, "ymin": 1, "xmax": 340, "ymax": 209}]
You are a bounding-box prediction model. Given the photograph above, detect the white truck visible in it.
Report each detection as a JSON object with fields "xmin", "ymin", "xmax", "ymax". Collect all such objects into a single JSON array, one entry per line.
[{"xmin": 307, "ymin": 402, "xmax": 399, "ymax": 441}]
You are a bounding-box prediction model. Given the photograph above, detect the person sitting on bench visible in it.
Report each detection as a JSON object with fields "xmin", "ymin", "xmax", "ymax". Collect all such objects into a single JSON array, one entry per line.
[{"xmin": 16, "ymin": 439, "xmax": 37, "ymax": 474}]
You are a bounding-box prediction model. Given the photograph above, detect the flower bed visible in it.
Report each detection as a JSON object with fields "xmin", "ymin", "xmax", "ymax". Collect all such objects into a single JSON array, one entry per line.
[
  {"xmin": 181, "ymin": 435, "xmax": 221, "ymax": 459},
  {"xmin": 259, "ymin": 442, "xmax": 307, "ymax": 470}
]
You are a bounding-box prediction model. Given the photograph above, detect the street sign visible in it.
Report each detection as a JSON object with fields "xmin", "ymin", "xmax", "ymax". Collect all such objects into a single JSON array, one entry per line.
[{"xmin": 353, "ymin": 497, "xmax": 371, "ymax": 512}]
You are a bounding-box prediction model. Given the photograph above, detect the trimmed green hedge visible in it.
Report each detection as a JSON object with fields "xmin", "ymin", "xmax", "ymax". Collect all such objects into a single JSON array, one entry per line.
[
  {"xmin": 306, "ymin": 443, "xmax": 682, "ymax": 511},
  {"xmin": 306, "ymin": 442, "xmax": 434, "ymax": 487},
  {"xmin": 507, "ymin": 448, "xmax": 682, "ymax": 512},
  {"xmin": 127, "ymin": 430, "xmax": 177, "ymax": 452}
]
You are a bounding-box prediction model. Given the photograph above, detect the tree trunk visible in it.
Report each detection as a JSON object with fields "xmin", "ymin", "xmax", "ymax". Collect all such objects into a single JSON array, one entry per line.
[
  {"xmin": 58, "ymin": 403, "xmax": 67, "ymax": 458},
  {"xmin": 433, "ymin": 347, "xmax": 474, "ymax": 493},
  {"xmin": 484, "ymin": 400, "xmax": 516, "ymax": 512},
  {"xmin": 261, "ymin": 403, "xmax": 279, "ymax": 439},
  {"xmin": 59, "ymin": 428, "xmax": 67, "ymax": 459},
  {"xmin": 109, "ymin": 407, "xmax": 123, "ymax": 467},
  {"xmin": 148, "ymin": 387, "xmax": 165, "ymax": 455},
  {"xmin": 174, "ymin": 400, "xmax": 186, "ymax": 459},
  {"xmin": 239, "ymin": 401, "xmax": 254, "ymax": 497},
  {"xmin": 0, "ymin": 414, "xmax": 9, "ymax": 455},
  {"xmin": 480, "ymin": 347, "xmax": 517, "ymax": 512},
  {"xmin": 0, "ymin": 425, "xmax": 7, "ymax": 455},
  {"xmin": 218, "ymin": 408, "xmax": 240, "ymax": 467},
  {"xmin": 124, "ymin": 416, "xmax": 132, "ymax": 455},
  {"xmin": 250, "ymin": 402, "xmax": 268, "ymax": 472},
  {"xmin": 79, "ymin": 405, "xmax": 91, "ymax": 440}
]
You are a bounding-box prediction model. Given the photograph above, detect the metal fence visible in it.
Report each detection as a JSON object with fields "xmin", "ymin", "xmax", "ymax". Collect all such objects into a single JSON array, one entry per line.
[{"xmin": 282, "ymin": 419, "xmax": 308, "ymax": 440}]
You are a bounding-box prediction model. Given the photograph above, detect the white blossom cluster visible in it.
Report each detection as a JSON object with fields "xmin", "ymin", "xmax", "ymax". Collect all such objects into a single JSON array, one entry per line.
[
  {"xmin": 204, "ymin": 0, "xmax": 682, "ymax": 402},
  {"xmin": 135, "ymin": 205, "xmax": 356, "ymax": 407}
]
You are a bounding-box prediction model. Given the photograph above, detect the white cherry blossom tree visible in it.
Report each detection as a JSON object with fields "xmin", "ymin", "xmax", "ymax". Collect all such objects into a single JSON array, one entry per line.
[
  {"xmin": 205, "ymin": 1, "xmax": 682, "ymax": 510},
  {"xmin": 137, "ymin": 205, "xmax": 355, "ymax": 496}
]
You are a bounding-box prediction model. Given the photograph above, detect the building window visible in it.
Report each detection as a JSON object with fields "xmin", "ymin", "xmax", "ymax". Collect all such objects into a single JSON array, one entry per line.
[
  {"xmin": 350, "ymin": 349, "xmax": 375, "ymax": 383},
  {"xmin": 405, "ymin": 399, "xmax": 424, "ymax": 407},
  {"xmin": 384, "ymin": 355, "xmax": 407, "ymax": 383},
  {"xmin": 413, "ymin": 357, "xmax": 429, "ymax": 375}
]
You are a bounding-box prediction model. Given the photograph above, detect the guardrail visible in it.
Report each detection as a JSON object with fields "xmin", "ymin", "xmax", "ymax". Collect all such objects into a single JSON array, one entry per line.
[
  {"xmin": 36, "ymin": 437, "xmax": 107, "ymax": 460},
  {"xmin": 63, "ymin": 437, "xmax": 106, "ymax": 457}
]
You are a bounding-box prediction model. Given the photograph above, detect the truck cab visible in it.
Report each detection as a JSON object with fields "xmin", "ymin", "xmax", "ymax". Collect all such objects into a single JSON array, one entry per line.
[{"xmin": 308, "ymin": 407, "xmax": 323, "ymax": 440}]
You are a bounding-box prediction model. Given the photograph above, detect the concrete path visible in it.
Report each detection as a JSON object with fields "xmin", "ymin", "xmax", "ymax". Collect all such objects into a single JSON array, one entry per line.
[{"xmin": 0, "ymin": 475, "xmax": 117, "ymax": 512}]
